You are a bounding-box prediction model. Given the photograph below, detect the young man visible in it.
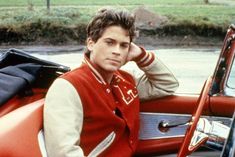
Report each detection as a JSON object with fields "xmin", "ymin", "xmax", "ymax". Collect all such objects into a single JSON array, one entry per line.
[{"xmin": 44, "ymin": 8, "xmax": 179, "ymax": 157}]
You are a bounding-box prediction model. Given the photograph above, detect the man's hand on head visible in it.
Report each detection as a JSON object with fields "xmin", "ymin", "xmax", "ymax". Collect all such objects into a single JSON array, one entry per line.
[{"xmin": 126, "ymin": 43, "xmax": 143, "ymax": 62}]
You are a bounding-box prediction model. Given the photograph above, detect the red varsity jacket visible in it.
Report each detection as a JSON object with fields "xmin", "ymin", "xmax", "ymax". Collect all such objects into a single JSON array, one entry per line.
[{"xmin": 61, "ymin": 61, "xmax": 140, "ymax": 156}]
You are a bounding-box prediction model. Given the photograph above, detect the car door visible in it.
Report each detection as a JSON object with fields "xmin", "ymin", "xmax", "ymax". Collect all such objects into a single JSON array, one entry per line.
[{"xmin": 135, "ymin": 25, "xmax": 235, "ymax": 156}]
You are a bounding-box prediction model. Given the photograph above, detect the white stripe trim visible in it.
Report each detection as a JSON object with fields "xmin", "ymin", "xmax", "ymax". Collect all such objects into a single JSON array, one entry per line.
[
  {"xmin": 91, "ymin": 72, "xmax": 103, "ymax": 84},
  {"xmin": 38, "ymin": 130, "xmax": 48, "ymax": 157},
  {"xmin": 139, "ymin": 52, "xmax": 154, "ymax": 67},
  {"xmin": 88, "ymin": 131, "xmax": 116, "ymax": 157},
  {"xmin": 143, "ymin": 52, "xmax": 152, "ymax": 65},
  {"xmin": 138, "ymin": 52, "xmax": 148, "ymax": 63},
  {"xmin": 84, "ymin": 58, "xmax": 106, "ymax": 85}
]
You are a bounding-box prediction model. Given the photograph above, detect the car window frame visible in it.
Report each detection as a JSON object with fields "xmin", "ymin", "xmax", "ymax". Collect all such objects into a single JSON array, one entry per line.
[
  {"xmin": 210, "ymin": 25, "xmax": 235, "ymax": 97},
  {"xmin": 224, "ymin": 52, "xmax": 235, "ymax": 97}
]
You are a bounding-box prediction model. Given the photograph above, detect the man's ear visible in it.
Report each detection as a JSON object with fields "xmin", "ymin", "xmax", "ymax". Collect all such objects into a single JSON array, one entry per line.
[{"xmin": 87, "ymin": 38, "xmax": 94, "ymax": 51}]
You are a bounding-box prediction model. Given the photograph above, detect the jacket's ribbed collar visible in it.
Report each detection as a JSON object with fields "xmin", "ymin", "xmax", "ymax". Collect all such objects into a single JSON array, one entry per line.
[{"xmin": 83, "ymin": 53, "xmax": 107, "ymax": 85}]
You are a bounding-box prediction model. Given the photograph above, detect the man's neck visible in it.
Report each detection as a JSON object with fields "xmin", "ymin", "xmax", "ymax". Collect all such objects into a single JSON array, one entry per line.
[
  {"xmin": 84, "ymin": 53, "xmax": 114, "ymax": 84},
  {"xmin": 95, "ymin": 67, "xmax": 114, "ymax": 84}
]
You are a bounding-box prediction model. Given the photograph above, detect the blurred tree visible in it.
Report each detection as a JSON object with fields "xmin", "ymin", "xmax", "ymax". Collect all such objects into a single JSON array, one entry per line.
[
  {"xmin": 204, "ymin": 0, "xmax": 209, "ymax": 4},
  {"xmin": 47, "ymin": 0, "xmax": 50, "ymax": 11},
  {"xmin": 27, "ymin": 0, "xmax": 34, "ymax": 11}
]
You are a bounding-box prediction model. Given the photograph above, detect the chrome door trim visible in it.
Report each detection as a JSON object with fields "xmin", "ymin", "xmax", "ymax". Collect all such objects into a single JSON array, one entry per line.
[{"xmin": 139, "ymin": 112, "xmax": 231, "ymax": 140}]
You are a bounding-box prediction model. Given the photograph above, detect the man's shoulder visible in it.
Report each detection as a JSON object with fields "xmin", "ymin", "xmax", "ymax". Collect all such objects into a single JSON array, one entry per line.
[{"xmin": 61, "ymin": 65, "xmax": 90, "ymax": 81}]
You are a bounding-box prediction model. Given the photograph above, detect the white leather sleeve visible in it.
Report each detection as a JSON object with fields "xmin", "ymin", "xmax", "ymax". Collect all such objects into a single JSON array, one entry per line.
[
  {"xmin": 43, "ymin": 78, "xmax": 84, "ymax": 157},
  {"xmin": 122, "ymin": 54, "xmax": 179, "ymax": 101}
]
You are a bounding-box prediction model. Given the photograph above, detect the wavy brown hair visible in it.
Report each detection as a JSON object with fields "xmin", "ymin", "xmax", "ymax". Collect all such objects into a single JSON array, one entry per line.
[{"xmin": 86, "ymin": 8, "xmax": 136, "ymax": 43}]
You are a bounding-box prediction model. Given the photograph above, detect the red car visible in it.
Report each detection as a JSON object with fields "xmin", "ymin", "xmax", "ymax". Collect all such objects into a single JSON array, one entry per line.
[{"xmin": 0, "ymin": 24, "xmax": 235, "ymax": 157}]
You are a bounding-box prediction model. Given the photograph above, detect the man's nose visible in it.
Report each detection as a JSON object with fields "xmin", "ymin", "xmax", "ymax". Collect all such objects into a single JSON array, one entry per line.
[{"xmin": 112, "ymin": 45, "xmax": 121, "ymax": 56}]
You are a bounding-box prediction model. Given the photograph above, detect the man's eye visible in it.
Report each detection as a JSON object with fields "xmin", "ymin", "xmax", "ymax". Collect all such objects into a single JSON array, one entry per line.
[
  {"xmin": 121, "ymin": 44, "xmax": 129, "ymax": 49},
  {"xmin": 106, "ymin": 41, "xmax": 113, "ymax": 45}
]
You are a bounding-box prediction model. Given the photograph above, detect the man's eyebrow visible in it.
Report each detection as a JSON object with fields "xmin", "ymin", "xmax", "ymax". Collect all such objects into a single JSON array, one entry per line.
[
  {"xmin": 104, "ymin": 38, "xmax": 130, "ymax": 44},
  {"xmin": 104, "ymin": 37, "xmax": 112, "ymax": 40}
]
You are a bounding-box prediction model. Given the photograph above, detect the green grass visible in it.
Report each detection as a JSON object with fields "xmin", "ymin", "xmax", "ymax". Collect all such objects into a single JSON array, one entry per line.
[
  {"xmin": 0, "ymin": 0, "xmax": 204, "ymax": 7},
  {"xmin": 0, "ymin": 1, "xmax": 234, "ymax": 26},
  {"xmin": 0, "ymin": 0, "xmax": 234, "ymax": 43},
  {"xmin": 151, "ymin": 5, "xmax": 235, "ymax": 26}
]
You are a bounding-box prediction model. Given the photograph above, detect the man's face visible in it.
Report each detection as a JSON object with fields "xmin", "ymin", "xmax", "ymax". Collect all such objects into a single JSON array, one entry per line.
[{"xmin": 87, "ymin": 25, "xmax": 130, "ymax": 75}]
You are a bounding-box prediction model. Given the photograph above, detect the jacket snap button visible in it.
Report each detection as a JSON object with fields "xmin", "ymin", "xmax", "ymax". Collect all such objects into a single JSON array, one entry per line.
[
  {"xmin": 106, "ymin": 88, "xmax": 110, "ymax": 93},
  {"xmin": 130, "ymin": 140, "xmax": 133, "ymax": 144}
]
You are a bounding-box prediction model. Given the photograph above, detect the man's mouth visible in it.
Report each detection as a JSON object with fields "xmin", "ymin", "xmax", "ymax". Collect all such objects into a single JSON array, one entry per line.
[{"xmin": 107, "ymin": 58, "xmax": 121, "ymax": 64}]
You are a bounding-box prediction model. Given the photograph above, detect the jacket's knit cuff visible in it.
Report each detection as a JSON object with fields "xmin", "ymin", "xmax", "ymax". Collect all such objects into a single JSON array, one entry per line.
[{"xmin": 133, "ymin": 47, "xmax": 155, "ymax": 68}]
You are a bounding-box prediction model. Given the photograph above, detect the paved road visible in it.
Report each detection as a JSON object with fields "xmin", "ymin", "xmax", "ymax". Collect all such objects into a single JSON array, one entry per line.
[
  {"xmin": 29, "ymin": 47, "xmax": 220, "ymax": 94},
  {"xmin": 153, "ymin": 48, "xmax": 220, "ymax": 94}
]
